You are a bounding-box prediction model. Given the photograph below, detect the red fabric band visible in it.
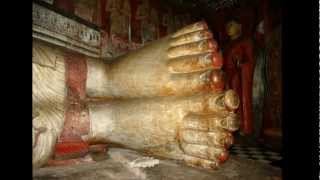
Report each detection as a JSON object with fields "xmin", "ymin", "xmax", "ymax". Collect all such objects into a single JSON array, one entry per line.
[{"xmin": 54, "ymin": 52, "xmax": 90, "ymax": 158}]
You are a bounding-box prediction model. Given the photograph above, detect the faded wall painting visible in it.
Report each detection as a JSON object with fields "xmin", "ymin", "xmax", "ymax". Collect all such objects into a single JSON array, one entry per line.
[
  {"xmin": 102, "ymin": 0, "xmax": 193, "ymax": 57},
  {"xmin": 74, "ymin": 0, "xmax": 97, "ymax": 23}
]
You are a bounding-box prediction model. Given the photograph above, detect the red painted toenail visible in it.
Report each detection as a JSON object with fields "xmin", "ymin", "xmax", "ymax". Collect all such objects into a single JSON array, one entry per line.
[
  {"xmin": 198, "ymin": 21, "xmax": 208, "ymax": 29},
  {"xmin": 218, "ymin": 151, "xmax": 229, "ymax": 164},
  {"xmin": 210, "ymin": 70, "xmax": 225, "ymax": 92},
  {"xmin": 211, "ymin": 52, "xmax": 223, "ymax": 69},
  {"xmin": 207, "ymin": 40, "xmax": 218, "ymax": 52},
  {"xmin": 204, "ymin": 31, "xmax": 213, "ymax": 39}
]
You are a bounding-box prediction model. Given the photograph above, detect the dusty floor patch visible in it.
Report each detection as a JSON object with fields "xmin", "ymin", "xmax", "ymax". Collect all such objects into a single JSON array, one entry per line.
[{"xmin": 33, "ymin": 148, "xmax": 281, "ymax": 180}]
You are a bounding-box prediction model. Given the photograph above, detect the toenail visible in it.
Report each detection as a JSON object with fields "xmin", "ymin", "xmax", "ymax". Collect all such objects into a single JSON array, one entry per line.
[{"xmin": 224, "ymin": 90, "xmax": 239, "ymax": 111}]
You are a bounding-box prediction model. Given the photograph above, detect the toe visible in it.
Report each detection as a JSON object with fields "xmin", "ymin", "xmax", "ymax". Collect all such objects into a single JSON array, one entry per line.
[
  {"xmin": 167, "ymin": 53, "xmax": 213, "ymax": 74},
  {"xmin": 185, "ymin": 91, "xmax": 239, "ymax": 114},
  {"xmin": 211, "ymin": 52, "xmax": 223, "ymax": 69},
  {"xmin": 207, "ymin": 90, "xmax": 240, "ymax": 112},
  {"xmin": 209, "ymin": 69, "xmax": 225, "ymax": 92},
  {"xmin": 183, "ymin": 155, "xmax": 218, "ymax": 169},
  {"xmin": 171, "ymin": 21, "xmax": 208, "ymax": 38},
  {"xmin": 181, "ymin": 143, "xmax": 229, "ymax": 163},
  {"xmin": 168, "ymin": 70, "xmax": 212, "ymax": 95},
  {"xmin": 209, "ymin": 113, "xmax": 240, "ymax": 132},
  {"xmin": 182, "ymin": 113, "xmax": 239, "ymax": 132},
  {"xmin": 224, "ymin": 89, "xmax": 240, "ymax": 111},
  {"xmin": 170, "ymin": 30, "xmax": 213, "ymax": 47},
  {"xmin": 167, "ymin": 51, "xmax": 223, "ymax": 74},
  {"xmin": 180, "ymin": 129, "xmax": 233, "ymax": 148},
  {"xmin": 167, "ymin": 39, "xmax": 218, "ymax": 59},
  {"xmin": 167, "ymin": 69, "xmax": 226, "ymax": 96}
]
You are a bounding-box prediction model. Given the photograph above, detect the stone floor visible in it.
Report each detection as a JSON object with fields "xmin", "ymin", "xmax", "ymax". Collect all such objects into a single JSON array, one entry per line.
[
  {"xmin": 230, "ymin": 144, "xmax": 282, "ymax": 167},
  {"xmin": 33, "ymin": 148, "xmax": 282, "ymax": 180},
  {"xmin": 230, "ymin": 133, "xmax": 283, "ymax": 169}
]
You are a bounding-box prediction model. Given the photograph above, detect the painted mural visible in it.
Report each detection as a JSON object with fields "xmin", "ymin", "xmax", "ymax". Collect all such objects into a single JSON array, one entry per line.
[
  {"xmin": 74, "ymin": 0, "xmax": 96, "ymax": 22},
  {"xmin": 103, "ymin": 0, "xmax": 193, "ymax": 57},
  {"xmin": 51, "ymin": 0, "xmax": 193, "ymax": 57}
]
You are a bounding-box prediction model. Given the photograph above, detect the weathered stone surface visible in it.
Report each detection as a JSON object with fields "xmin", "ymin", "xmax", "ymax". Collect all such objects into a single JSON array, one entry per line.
[
  {"xmin": 33, "ymin": 148, "xmax": 281, "ymax": 180},
  {"xmin": 33, "ymin": 2, "xmax": 101, "ymax": 58}
]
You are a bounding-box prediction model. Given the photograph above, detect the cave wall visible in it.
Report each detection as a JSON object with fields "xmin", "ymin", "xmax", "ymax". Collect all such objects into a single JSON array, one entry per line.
[{"xmin": 45, "ymin": 0, "xmax": 197, "ymax": 57}]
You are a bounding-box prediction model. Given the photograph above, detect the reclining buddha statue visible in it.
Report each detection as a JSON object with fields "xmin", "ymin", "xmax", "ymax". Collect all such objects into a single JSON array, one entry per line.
[{"xmin": 33, "ymin": 21, "xmax": 240, "ymax": 170}]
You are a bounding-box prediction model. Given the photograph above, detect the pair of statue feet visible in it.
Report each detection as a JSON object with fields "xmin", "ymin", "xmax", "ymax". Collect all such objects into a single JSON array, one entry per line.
[{"xmin": 33, "ymin": 21, "xmax": 240, "ymax": 169}]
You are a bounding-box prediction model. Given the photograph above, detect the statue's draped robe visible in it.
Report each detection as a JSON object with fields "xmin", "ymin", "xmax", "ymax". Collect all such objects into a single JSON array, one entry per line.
[{"xmin": 224, "ymin": 38, "xmax": 254, "ymax": 135}]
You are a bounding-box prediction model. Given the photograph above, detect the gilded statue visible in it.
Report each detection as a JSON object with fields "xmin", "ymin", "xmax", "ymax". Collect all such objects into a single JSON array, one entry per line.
[{"xmin": 33, "ymin": 21, "xmax": 240, "ymax": 170}]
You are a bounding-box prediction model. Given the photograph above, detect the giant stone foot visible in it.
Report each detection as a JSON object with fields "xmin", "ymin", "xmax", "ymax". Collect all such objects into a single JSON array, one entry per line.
[
  {"xmin": 86, "ymin": 90, "xmax": 240, "ymax": 169},
  {"xmin": 32, "ymin": 21, "xmax": 240, "ymax": 170},
  {"xmin": 86, "ymin": 21, "xmax": 225, "ymax": 98}
]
